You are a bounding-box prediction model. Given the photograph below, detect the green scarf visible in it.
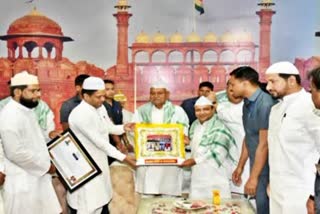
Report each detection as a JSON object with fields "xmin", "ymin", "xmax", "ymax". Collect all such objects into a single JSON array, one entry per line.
[
  {"xmin": 189, "ymin": 115, "xmax": 236, "ymax": 166},
  {"xmin": 33, "ymin": 100, "xmax": 51, "ymax": 130},
  {"xmin": 138, "ymin": 100, "xmax": 176, "ymax": 123}
]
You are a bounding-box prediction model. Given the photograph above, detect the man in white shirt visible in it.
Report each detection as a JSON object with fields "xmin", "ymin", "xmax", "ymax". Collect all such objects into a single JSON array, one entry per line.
[
  {"xmin": 266, "ymin": 61, "xmax": 320, "ymax": 214},
  {"xmin": 216, "ymin": 82, "xmax": 250, "ymax": 196},
  {"xmin": 0, "ymin": 71, "xmax": 61, "ymax": 214},
  {"xmin": 67, "ymin": 77, "xmax": 136, "ymax": 214},
  {"xmin": 133, "ymin": 83, "xmax": 189, "ymax": 197},
  {"xmin": 180, "ymin": 96, "xmax": 236, "ymax": 199},
  {"xmin": 0, "ymin": 88, "xmax": 67, "ymax": 214}
]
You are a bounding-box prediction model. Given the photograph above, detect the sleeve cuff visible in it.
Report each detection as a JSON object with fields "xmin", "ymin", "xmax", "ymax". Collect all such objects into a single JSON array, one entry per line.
[
  {"xmin": 111, "ymin": 149, "xmax": 126, "ymax": 162},
  {"xmin": 194, "ymin": 156, "xmax": 205, "ymax": 164}
]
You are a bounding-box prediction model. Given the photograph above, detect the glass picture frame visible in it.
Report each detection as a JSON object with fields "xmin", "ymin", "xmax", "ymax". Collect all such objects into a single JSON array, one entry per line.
[
  {"xmin": 47, "ymin": 129, "xmax": 102, "ymax": 192},
  {"xmin": 134, "ymin": 123, "xmax": 185, "ymax": 165}
]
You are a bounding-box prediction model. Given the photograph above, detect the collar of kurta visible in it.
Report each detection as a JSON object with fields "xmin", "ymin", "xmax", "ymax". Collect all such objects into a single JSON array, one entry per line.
[
  {"xmin": 282, "ymin": 88, "xmax": 304, "ymax": 103},
  {"xmin": 81, "ymin": 100, "xmax": 99, "ymax": 111},
  {"xmin": 11, "ymin": 99, "xmax": 34, "ymax": 112},
  {"xmin": 138, "ymin": 100, "xmax": 175, "ymax": 123}
]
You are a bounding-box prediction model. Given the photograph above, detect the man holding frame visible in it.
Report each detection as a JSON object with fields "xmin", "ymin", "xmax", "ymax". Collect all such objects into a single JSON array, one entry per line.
[
  {"xmin": 133, "ymin": 82, "xmax": 189, "ymax": 197},
  {"xmin": 68, "ymin": 77, "xmax": 136, "ymax": 214}
]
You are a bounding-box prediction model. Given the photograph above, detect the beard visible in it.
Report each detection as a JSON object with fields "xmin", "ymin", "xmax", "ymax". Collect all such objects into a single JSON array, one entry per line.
[{"xmin": 20, "ymin": 96, "xmax": 39, "ymax": 109}]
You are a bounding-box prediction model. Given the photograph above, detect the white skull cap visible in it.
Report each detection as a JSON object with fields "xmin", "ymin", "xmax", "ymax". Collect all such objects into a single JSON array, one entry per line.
[
  {"xmin": 266, "ymin": 61, "xmax": 299, "ymax": 75},
  {"xmin": 11, "ymin": 71, "xmax": 39, "ymax": 86}
]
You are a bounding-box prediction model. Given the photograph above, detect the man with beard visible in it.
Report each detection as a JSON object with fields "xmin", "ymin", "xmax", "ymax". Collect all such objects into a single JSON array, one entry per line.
[
  {"xmin": 266, "ymin": 62, "xmax": 320, "ymax": 214},
  {"xmin": 0, "ymin": 82, "xmax": 66, "ymax": 213},
  {"xmin": 0, "ymin": 94, "xmax": 57, "ymax": 143},
  {"xmin": 229, "ymin": 66, "xmax": 275, "ymax": 214},
  {"xmin": 0, "ymin": 71, "xmax": 61, "ymax": 213},
  {"xmin": 307, "ymin": 67, "xmax": 320, "ymax": 214}
]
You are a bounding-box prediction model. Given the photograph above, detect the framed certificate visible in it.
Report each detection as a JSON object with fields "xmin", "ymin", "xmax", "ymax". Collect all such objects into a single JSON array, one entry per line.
[
  {"xmin": 134, "ymin": 123, "xmax": 185, "ymax": 165},
  {"xmin": 47, "ymin": 129, "xmax": 102, "ymax": 192}
]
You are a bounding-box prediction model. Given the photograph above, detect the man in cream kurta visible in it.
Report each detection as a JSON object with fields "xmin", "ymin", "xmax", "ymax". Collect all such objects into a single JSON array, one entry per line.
[
  {"xmin": 133, "ymin": 84, "xmax": 189, "ymax": 196},
  {"xmin": 68, "ymin": 77, "xmax": 136, "ymax": 214},
  {"xmin": 266, "ymin": 62, "xmax": 320, "ymax": 214},
  {"xmin": 0, "ymin": 71, "xmax": 61, "ymax": 214},
  {"xmin": 181, "ymin": 96, "xmax": 237, "ymax": 199}
]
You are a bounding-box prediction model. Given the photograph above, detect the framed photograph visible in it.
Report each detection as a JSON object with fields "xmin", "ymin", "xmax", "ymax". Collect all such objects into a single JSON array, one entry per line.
[
  {"xmin": 47, "ymin": 129, "xmax": 102, "ymax": 192},
  {"xmin": 134, "ymin": 123, "xmax": 185, "ymax": 165}
]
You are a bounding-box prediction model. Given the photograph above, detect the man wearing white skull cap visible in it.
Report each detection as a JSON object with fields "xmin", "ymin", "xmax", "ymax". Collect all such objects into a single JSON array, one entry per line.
[
  {"xmin": 68, "ymin": 76, "xmax": 136, "ymax": 214},
  {"xmin": 0, "ymin": 71, "xmax": 62, "ymax": 213},
  {"xmin": 180, "ymin": 96, "xmax": 237, "ymax": 199},
  {"xmin": 266, "ymin": 61, "xmax": 320, "ymax": 214},
  {"xmin": 132, "ymin": 83, "xmax": 189, "ymax": 196}
]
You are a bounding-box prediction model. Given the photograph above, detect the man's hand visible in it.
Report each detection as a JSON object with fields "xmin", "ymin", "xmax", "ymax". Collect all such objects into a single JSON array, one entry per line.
[
  {"xmin": 126, "ymin": 143, "xmax": 134, "ymax": 153},
  {"xmin": 122, "ymin": 134, "xmax": 134, "ymax": 153},
  {"xmin": 266, "ymin": 183, "xmax": 270, "ymax": 197},
  {"xmin": 0, "ymin": 172, "xmax": 5, "ymax": 186},
  {"xmin": 117, "ymin": 142, "xmax": 128, "ymax": 154},
  {"xmin": 232, "ymin": 166, "xmax": 243, "ymax": 186},
  {"xmin": 184, "ymin": 135, "xmax": 190, "ymax": 145},
  {"xmin": 124, "ymin": 123, "xmax": 135, "ymax": 132},
  {"xmin": 244, "ymin": 176, "xmax": 258, "ymax": 196},
  {"xmin": 49, "ymin": 130, "xmax": 62, "ymax": 139},
  {"xmin": 306, "ymin": 197, "xmax": 315, "ymax": 214},
  {"xmin": 47, "ymin": 163, "xmax": 56, "ymax": 174},
  {"xmin": 180, "ymin": 158, "xmax": 196, "ymax": 168},
  {"xmin": 123, "ymin": 155, "xmax": 136, "ymax": 169}
]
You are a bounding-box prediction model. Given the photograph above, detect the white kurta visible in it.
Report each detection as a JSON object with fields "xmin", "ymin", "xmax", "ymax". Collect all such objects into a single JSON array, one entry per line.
[
  {"xmin": 68, "ymin": 101, "xmax": 126, "ymax": 214},
  {"xmin": 133, "ymin": 105, "xmax": 188, "ymax": 196},
  {"xmin": 0, "ymin": 97, "xmax": 55, "ymax": 142},
  {"xmin": 0, "ymin": 99, "xmax": 61, "ymax": 214},
  {"xmin": 268, "ymin": 89, "xmax": 320, "ymax": 214},
  {"xmin": 217, "ymin": 101, "xmax": 250, "ymax": 194},
  {"xmin": 190, "ymin": 121, "xmax": 231, "ymax": 199}
]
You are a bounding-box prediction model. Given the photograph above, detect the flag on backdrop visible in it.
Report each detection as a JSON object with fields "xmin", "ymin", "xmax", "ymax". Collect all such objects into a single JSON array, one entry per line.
[{"xmin": 195, "ymin": 0, "xmax": 204, "ymax": 15}]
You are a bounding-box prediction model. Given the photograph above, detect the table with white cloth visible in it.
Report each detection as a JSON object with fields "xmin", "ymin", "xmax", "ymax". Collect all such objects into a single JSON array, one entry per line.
[{"xmin": 137, "ymin": 197, "xmax": 256, "ymax": 213}]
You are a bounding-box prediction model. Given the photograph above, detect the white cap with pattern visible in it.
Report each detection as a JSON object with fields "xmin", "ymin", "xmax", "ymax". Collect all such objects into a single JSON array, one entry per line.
[
  {"xmin": 266, "ymin": 61, "xmax": 300, "ymax": 75},
  {"xmin": 82, "ymin": 77, "xmax": 105, "ymax": 90},
  {"xmin": 194, "ymin": 96, "xmax": 213, "ymax": 106},
  {"xmin": 11, "ymin": 71, "xmax": 39, "ymax": 86}
]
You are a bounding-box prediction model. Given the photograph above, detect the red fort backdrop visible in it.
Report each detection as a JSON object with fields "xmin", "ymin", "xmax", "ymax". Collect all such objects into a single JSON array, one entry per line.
[{"xmin": 0, "ymin": 0, "xmax": 319, "ymax": 129}]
